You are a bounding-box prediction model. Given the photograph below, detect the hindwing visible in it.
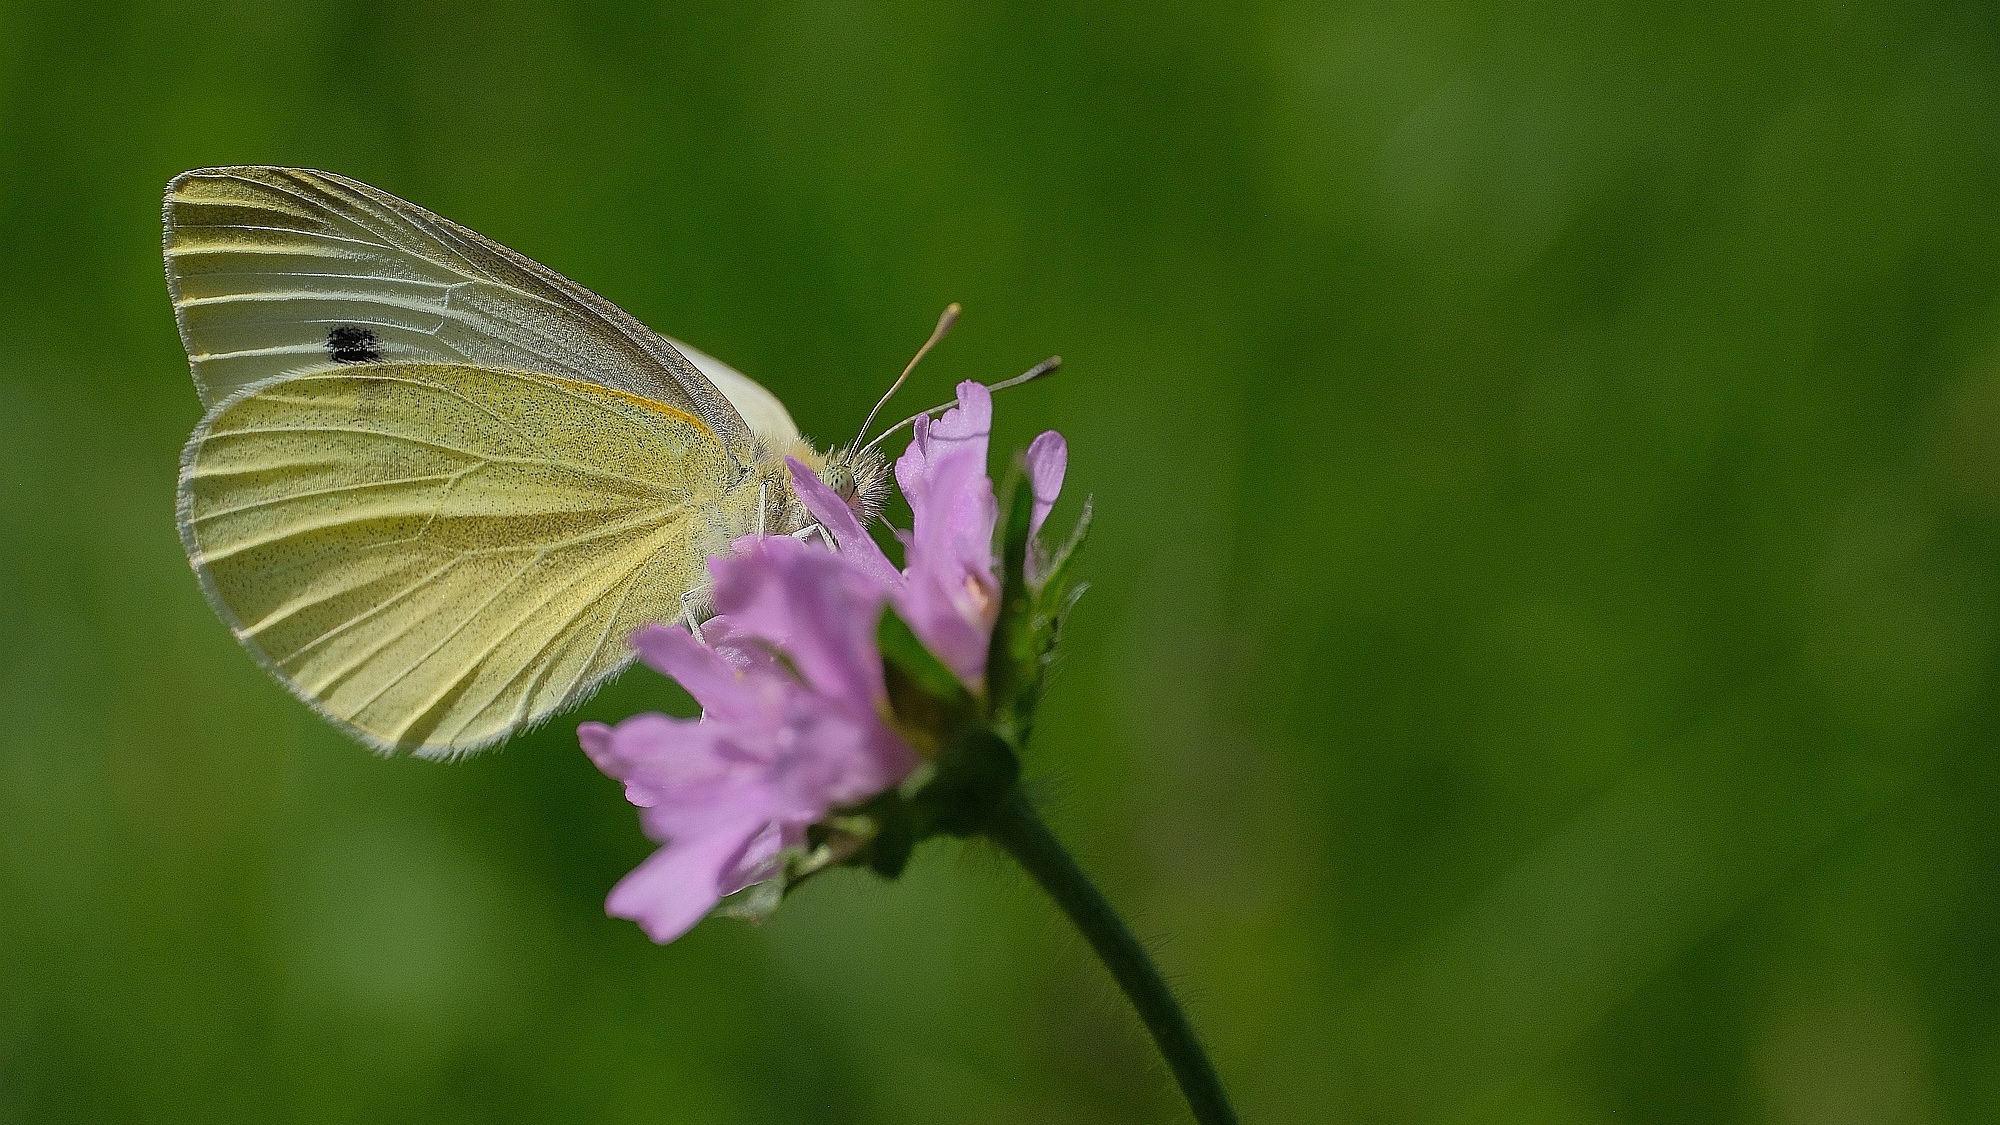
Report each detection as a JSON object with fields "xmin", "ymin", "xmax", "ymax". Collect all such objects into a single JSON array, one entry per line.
[{"xmin": 178, "ymin": 362, "xmax": 742, "ymax": 756}]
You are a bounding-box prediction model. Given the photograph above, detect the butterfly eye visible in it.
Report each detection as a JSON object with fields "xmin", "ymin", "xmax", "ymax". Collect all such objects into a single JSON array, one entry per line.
[{"xmin": 819, "ymin": 462, "xmax": 857, "ymax": 502}]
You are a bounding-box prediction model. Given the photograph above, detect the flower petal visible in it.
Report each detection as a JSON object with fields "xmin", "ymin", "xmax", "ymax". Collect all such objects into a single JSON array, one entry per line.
[
  {"xmin": 606, "ymin": 819, "xmax": 768, "ymax": 943},
  {"xmin": 629, "ymin": 623, "xmax": 768, "ymax": 722},
  {"xmin": 929, "ymin": 378, "xmax": 994, "ymax": 447},
  {"xmin": 578, "ymin": 713, "xmax": 751, "ymax": 821},
  {"xmin": 1025, "ymin": 430, "xmax": 1067, "ymax": 538},
  {"xmin": 723, "ymin": 820, "xmax": 790, "ymax": 891},
  {"xmin": 894, "ymin": 383, "xmax": 996, "ymax": 569},
  {"xmin": 762, "ymin": 701, "xmax": 914, "ymax": 812},
  {"xmin": 891, "ymin": 381, "xmax": 1002, "ymax": 684},
  {"xmin": 710, "ymin": 534, "xmax": 888, "ymax": 710}
]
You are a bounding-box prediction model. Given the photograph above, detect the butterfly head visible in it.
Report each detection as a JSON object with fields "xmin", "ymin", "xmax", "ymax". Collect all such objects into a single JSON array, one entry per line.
[{"xmin": 820, "ymin": 443, "xmax": 890, "ymax": 523}]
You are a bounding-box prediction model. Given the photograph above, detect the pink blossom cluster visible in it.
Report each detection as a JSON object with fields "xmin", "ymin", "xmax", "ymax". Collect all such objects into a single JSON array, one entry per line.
[{"xmin": 580, "ymin": 382, "xmax": 1067, "ymax": 942}]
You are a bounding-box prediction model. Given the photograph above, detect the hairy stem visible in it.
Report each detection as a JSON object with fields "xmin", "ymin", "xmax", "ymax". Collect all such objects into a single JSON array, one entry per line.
[{"xmin": 985, "ymin": 787, "xmax": 1239, "ymax": 1125}]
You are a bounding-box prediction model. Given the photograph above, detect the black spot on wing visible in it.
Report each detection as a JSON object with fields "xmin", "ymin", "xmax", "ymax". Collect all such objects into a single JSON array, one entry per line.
[{"xmin": 327, "ymin": 326, "xmax": 382, "ymax": 364}]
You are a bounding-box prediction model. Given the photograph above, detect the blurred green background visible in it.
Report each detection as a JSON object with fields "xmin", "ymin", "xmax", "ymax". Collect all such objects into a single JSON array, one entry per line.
[{"xmin": 3, "ymin": 1, "xmax": 1999, "ymax": 1121}]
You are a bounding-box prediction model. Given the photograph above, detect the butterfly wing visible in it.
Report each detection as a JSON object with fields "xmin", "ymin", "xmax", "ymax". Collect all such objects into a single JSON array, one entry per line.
[
  {"xmin": 163, "ymin": 165, "xmax": 750, "ymax": 450},
  {"xmin": 179, "ymin": 362, "xmax": 744, "ymax": 757}
]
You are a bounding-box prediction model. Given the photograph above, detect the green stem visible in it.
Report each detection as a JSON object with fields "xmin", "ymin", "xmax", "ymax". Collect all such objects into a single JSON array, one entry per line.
[{"xmin": 985, "ymin": 787, "xmax": 1240, "ymax": 1125}]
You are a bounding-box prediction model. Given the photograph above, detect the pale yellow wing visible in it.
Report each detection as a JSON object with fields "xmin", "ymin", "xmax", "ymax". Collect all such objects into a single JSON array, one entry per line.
[
  {"xmin": 162, "ymin": 166, "xmax": 750, "ymax": 450},
  {"xmin": 178, "ymin": 363, "xmax": 744, "ymax": 757}
]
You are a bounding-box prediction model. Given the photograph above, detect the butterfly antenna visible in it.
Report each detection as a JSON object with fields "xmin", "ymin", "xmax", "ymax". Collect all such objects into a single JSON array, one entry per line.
[
  {"xmin": 858, "ymin": 355, "xmax": 1060, "ymax": 457},
  {"xmin": 855, "ymin": 302, "xmax": 961, "ymax": 447},
  {"xmin": 985, "ymin": 354, "xmax": 1062, "ymax": 396}
]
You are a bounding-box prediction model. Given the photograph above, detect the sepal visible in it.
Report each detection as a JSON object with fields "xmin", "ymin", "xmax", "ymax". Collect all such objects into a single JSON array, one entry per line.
[
  {"xmin": 877, "ymin": 605, "xmax": 979, "ymax": 755},
  {"xmin": 986, "ymin": 461, "xmax": 1038, "ymax": 744},
  {"xmin": 851, "ymin": 731, "xmax": 1019, "ymax": 870},
  {"xmin": 908, "ymin": 728, "xmax": 1021, "ymax": 836},
  {"xmin": 717, "ymin": 817, "xmax": 877, "ymax": 921},
  {"xmin": 986, "ymin": 457, "xmax": 1089, "ymax": 748}
]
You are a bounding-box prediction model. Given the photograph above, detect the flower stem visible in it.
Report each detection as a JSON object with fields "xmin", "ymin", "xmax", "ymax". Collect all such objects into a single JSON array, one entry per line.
[{"xmin": 985, "ymin": 787, "xmax": 1239, "ymax": 1125}]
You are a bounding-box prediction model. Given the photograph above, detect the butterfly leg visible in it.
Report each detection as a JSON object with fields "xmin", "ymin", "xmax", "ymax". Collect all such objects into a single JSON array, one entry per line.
[
  {"xmin": 757, "ymin": 481, "xmax": 768, "ymax": 538},
  {"xmin": 681, "ymin": 588, "xmax": 707, "ymax": 644}
]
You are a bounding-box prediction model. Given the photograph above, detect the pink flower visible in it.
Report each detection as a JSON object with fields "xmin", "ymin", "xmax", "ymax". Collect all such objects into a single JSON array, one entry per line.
[
  {"xmin": 577, "ymin": 536, "xmax": 917, "ymax": 943},
  {"xmin": 581, "ymin": 378, "xmax": 1070, "ymax": 943},
  {"xmin": 791, "ymin": 379, "xmax": 1069, "ymax": 688}
]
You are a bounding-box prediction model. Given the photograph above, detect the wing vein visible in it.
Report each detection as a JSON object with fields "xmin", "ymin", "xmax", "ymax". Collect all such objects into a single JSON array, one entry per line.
[
  {"xmin": 193, "ymin": 471, "xmax": 464, "ymax": 522},
  {"xmin": 410, "ymin": 524, "xmax": 675, "ymax": 745}
]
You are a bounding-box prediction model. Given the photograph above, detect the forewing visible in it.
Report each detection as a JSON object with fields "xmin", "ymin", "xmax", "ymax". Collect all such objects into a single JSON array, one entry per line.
[
  {"xmin": 179, "ymin": 363, "xmax": 736, "ymax": 757},
  {"xmin": 163, "ymin": 166, "xmax": 748, "ymax": 446}
]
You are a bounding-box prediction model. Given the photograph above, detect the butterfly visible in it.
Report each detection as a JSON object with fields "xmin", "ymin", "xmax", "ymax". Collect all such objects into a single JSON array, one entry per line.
[{"xmin": 166, "ymin": 166, "xmax": 896, "ymax": 758}]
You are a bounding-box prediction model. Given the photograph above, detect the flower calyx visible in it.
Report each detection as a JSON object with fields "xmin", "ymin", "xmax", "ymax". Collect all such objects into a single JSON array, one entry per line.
[{"xmin": 822, "ymin": 447, "xmax": 1092, "ymax": 882}]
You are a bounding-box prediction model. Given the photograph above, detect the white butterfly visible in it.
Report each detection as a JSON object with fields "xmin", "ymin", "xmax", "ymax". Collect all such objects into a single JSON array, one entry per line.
[{"xmin": 167, "ymin": 167, "xmax": 887, "ymax": 757}]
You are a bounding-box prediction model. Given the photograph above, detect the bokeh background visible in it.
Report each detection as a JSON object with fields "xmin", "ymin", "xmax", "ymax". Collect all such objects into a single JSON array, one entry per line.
[{"xmin": 4, "ymin": 1, "xmax": 1999, "ymax": 1121}]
